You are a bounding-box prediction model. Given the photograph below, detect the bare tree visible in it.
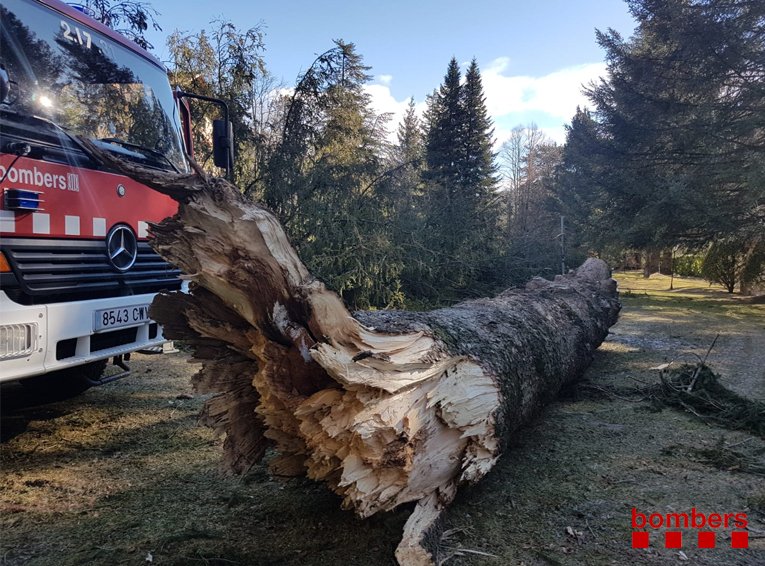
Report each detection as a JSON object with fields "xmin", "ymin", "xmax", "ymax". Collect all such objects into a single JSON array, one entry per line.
[{"xmin": 499, "ymin": 124, "xmax": 562, "ymax": 280}]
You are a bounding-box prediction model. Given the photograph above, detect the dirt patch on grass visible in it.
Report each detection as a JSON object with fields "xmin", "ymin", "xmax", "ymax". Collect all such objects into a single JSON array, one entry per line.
[{"xmin": 1, "ymin": 273, "xmax": 764, "ymax": 565}]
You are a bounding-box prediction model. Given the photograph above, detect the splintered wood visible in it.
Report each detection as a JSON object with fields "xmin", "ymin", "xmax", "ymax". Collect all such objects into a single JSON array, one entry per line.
[{"xmin": 80, "ymin": 140, "xmax": 620, "ymax": 565}]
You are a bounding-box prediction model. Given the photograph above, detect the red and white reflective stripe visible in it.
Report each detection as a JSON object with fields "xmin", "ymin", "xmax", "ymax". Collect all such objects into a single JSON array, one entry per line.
[
  {"xmin": 32, "ymin": 213, "xmax": 50, "ymax": 234},
  {"xmin": 65, "ymin": 215, "xmax": 80, "ymax": 236},
  {"xmin": 92, "ymin": 217, "xmax": 106, "ymax": 237},
  {"xmin": 0, "ymin": 212, "xmax": 152, "ymax": 238},
  {"xmin": 0, "ymin": 210, "xmax": 14, "ymax": 232}
]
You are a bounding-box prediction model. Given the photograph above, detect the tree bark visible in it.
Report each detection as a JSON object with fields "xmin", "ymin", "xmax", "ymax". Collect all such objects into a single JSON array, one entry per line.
[
  {"xmin": 643, "ymin": 248, "xmax": 660, "ymax": 278},
  {"xmin": 80, "ymin": 141, "xmax": 620, "ymax": 565}
]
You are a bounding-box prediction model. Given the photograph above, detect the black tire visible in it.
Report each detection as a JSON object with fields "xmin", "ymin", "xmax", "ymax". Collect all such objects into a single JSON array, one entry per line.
[{"xmin": 20, "ymin": 359, "xmax": 108, "ymax": 399}]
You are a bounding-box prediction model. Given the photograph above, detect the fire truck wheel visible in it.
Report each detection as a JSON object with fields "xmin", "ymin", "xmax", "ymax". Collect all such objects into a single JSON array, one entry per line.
[{"xmin": 20, "ymin": 360, "xmax": 109, "ymax": 399}]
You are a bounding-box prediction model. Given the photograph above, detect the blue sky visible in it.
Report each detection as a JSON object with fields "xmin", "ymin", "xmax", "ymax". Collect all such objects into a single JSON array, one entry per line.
[{"xmin": 144, "ymin": 0, "xmax": 637, "ymax": 144}]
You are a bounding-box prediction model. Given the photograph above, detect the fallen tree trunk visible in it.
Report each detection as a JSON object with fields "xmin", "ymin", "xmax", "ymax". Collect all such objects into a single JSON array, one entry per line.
[{"xmin": 81, "ymin": 141, "xmax": 620, "ymax": 565}]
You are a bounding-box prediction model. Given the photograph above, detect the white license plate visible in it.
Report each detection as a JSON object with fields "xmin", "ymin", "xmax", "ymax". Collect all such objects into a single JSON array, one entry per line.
[{"xmin": 94, "ymin": 304, "xmax": 151, "ymax": 332}]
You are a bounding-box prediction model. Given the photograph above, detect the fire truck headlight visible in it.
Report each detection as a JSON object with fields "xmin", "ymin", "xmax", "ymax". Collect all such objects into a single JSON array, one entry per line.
[{"xmin": 0, "ymin": 323, "xmax": 38, "ymax": 360}]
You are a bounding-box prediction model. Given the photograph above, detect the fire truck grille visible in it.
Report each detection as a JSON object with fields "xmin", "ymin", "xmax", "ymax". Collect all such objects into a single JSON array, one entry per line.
[{"xmin": 1, "ymin": 238, "xmax": 183, "ymax": 305}]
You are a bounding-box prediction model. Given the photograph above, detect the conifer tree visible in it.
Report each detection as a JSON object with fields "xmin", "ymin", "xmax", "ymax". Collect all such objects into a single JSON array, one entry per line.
[
  {"xmin": 168, "ymin": 21, "xmax": 266, "ymax": 186},
  {"xmin": 555, "ymin": 108, "xmax": 611, "ymax": 252},
  {"xmin": 389, "ymin": 98, "xmax": 425, "ymax": 242},
  {"xmin": 397, "ymin": 98, "xmax": 424, "ymax": 168},
  {"xmin": 423, "ymin": 58, "xmax": 464, "ymax": 260},
  {"xmin": 582, "ymin": 0, "xmax": 765, "ymax": 252},
  {"xmin": 422, "ymin": 58, "xmax": 465, "ymax": 295},
  {"xmin": 422, "ymin": 58, "xmax": 502, "ymax": 298},
  {"xmin": 263, "ymin": 41, "xmax": 399, "ymax": 309},
  {"xmin": 388, "ymin": 98, "xmax": 429, "ymax": 301},
  {"xmin": 461, "ymin": 59, "xmax": 501, "ymax": 282},
  {"xmin": 462, "ymin": 60, "xmax": 498, "ymax": 200},
  {"xmin": 424, "ymin": 58, "xmax": 464, "ymax": 188}
]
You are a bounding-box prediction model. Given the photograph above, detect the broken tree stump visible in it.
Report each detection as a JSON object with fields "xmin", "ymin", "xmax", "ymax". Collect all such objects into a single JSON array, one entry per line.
[{"xmin": 80, "ymin": 140, "xmax": 621, "ymax": 565}]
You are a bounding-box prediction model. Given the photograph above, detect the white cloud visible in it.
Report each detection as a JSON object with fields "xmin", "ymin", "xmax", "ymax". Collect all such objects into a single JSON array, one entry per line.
[
  {"xmin": 482, "ymin": 58, "xmax": 605, "ymax": 119},
  {"xmin": 274, "ymin": 86, "xmax": 294, "ymax": 98},
  {"xmin": 363, "ymin": 79, "xmax": 427, "ymax": 143},
  {"xmin": 364, "ymin": 83, "xmax": 409, "ymax": 119},
  {"xmin": 377, "ymin": 74, "xmax": 393, "ymax": 85}
]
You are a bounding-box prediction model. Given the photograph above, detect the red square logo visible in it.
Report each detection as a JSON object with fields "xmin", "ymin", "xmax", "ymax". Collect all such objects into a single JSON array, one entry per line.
[
  {"xmin": 665, "ymin": 531, "xmax": 682, "ymax": 549},
  {"xmin": 632, "ymin": 531, "xmax": 649, "ymax": 549},
  {"xmin": 731, "ymin": 531, "xmax": 749, "ymax": 549},
  {"xmin": 698, "ymin": 531, "xmax": 715, "ymax": 548}
]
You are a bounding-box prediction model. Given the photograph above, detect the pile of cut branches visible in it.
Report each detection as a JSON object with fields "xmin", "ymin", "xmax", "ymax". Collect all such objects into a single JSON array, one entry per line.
[{"xmin": 653, "ymin": 364, "xmax": 765, "ymax": 437}]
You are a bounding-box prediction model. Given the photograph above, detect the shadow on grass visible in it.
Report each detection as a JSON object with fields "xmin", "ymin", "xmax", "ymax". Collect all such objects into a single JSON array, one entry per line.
[
  {"xmin": 2, "ymin": 462, "xmax": 408, "ymax": 566},
  {"xmin": 1, "ymin": 382, "xmax": 77, "ymax": 443},
  {"xmin": 1, "ymin": 379, "xmax": 406, "ymax": 566}
]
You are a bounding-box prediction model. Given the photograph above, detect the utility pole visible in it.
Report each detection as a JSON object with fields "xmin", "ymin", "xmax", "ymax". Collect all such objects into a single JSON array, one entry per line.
[
  {"xmin": 669, "ymin": 248, "xmax": 675, "ymax": 291},
  {"xmin": 560, "ymin": 215, "xmax": 566, "ymax": 275}
]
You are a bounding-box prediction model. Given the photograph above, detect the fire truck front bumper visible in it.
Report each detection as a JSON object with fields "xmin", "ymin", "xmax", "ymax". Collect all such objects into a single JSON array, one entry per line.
[{"xmin": 0, "ymin": 291, "xmax": 167, "ymax": 383}]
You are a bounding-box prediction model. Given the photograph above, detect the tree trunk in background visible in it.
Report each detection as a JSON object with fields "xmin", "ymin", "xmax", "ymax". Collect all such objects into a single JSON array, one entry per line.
[
  {"xmin": 659, "ymin": 249, "xmax": 673, "ymax": 275},
  {"xmin": 643, "ymin": 249, "xmax": 660, "ymax": 278},
  {"xmin": 80, "ymin": 140, "xmax": 621, "ymax": 565}
]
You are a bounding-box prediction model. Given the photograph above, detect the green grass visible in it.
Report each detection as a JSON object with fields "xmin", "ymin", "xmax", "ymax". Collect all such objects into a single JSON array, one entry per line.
[
  {"xmin": 614, "ymin": 270, "xmax": 724, "ymax": 295},
  {"xmin": 614, "ymin": 271, "xmax": 765, "ymax": 318}
]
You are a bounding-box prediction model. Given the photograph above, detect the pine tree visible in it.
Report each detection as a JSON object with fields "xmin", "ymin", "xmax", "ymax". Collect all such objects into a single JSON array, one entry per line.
[
  {"xmin": 388, "ymin": 98, "xmax": 429, "ymax": 301},
  {"xmin": 397, "ymin": 98, "xmax": 424, "ymax": 167},
  {"xmin": 422, "ymin": 57, "xmax": 502, "ymax": 299},
  {"xmin": 423, "ymin": 58, "xmax": 464, "ymax": 259},
  {"xmin": 168, "ymin": 21, "xmax": 266, "ymax": 185},
  {"xmin": 555, "ymin": 108, "xmax": 612, "ymax": 252},
  {"xmin": 424, "ymin": 58, "xmax": 464, "ymax": 188},
  {"xmin": 461, "ymin": 59, "xmax": 501, "ymax": 282},
  {"xmin": 462, "ymin": 60, "xmax": 498, "ymax": 200},
  {"xmin": 582, "ymin": 0, "xmax": 765, "ymax": 252},
  {"xmin": 389, "ymin": 98, "xmax": 425, "ymax": 239},
  {"xmin": 421, "ymin": 59, "xmax": 461, "ymax": 295},
  {"xmin": 263, "ymin": 41, "xmax": 399, "ymax": 309}
]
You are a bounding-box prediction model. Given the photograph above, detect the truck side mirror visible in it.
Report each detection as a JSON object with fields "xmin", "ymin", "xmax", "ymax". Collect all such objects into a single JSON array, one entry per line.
[
  {"xmin": 173, "ymin": 91, "xmax": 234, "ymax": 181},
  {"xmin": 212, "ymin": 119, "xmax": 233, "ymax": 173}
]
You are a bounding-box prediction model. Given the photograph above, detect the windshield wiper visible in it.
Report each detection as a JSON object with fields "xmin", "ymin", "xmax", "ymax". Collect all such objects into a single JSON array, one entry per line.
[
  {"xmin": 0, "ymin": 109, "xmax": 97, "ymax": 162},
  {"xmin": 97, "ymin": 138, "xmax": 180, "ymax": 173}
]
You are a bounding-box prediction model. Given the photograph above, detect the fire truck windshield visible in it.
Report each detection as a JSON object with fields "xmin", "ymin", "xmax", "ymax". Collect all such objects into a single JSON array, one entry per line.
[{"xmin": 0, "ymin": 0, "xmax": 188, "ymax": 173}]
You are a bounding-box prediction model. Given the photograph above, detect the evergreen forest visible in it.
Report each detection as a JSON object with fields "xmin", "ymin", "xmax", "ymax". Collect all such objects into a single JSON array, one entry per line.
[{"xmin": 91, "ymin": 0, "xmax": 765, "ymax": 307}]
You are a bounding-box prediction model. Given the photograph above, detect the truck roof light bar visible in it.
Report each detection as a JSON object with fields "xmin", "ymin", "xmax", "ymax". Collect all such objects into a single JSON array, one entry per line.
[{"xmin": 66, "ymin": 4, "xmax": 98, "ymax": 19}]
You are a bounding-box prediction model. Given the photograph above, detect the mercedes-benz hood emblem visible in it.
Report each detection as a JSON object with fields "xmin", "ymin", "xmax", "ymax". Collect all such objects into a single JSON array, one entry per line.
[{"xmin": 106, "ymin": 224, "xmax": 138, "ymax": 272}]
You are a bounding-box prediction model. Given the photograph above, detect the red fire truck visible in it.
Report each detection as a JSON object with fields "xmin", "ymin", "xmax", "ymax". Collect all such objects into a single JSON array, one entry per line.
[{"xmin": 0, "ymin": 0, "xmax": 225, "ymax": 392}]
